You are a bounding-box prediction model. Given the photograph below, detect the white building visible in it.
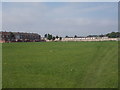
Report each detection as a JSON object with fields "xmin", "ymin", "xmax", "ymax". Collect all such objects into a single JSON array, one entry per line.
[{"xmin": 61, "ymin": 37, "xmax": 118, "ymax": 41}]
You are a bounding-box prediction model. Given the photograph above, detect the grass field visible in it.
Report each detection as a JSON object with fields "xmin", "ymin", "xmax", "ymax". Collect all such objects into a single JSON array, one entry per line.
[{"xmin": 2, "ymin": 41, "xmax": 118, "ymax": 88}]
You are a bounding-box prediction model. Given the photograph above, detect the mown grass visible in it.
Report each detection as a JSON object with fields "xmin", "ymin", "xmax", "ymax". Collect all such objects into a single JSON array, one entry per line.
[
  {"xmin": 2, "ymin": 41, "xmax": 118, "ymax": 88},
  {"xmin": 0, "ymin": 43, "xmax": 2, "ymax": 89}
]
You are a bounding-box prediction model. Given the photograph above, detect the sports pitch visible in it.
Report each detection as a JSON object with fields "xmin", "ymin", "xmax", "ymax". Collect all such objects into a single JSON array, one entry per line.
[{"xmin": 2, "ymin": 41, "xmax": 118, "ymax": 88}]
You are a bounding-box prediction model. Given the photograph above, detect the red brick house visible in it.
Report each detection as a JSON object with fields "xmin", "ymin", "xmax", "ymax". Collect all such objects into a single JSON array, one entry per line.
[{"xmin": 0, "ymin": 31, "xmax": 41, "ymax": 43}]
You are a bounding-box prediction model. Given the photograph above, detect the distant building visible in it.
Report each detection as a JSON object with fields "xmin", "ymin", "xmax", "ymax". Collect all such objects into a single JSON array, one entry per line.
[
  {"xmin": 0, "ymin": 31, "xmax": 41, "ymax": 43},
  {"xmin": 61, "ymin": 37, "xmax": 118, "ymax": 41}
]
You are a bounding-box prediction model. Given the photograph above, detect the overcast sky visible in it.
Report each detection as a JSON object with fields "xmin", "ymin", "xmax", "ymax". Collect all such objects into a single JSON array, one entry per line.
[{"xmin": 2, "ymin": 2, "xmax": 118, "ymax": 37}]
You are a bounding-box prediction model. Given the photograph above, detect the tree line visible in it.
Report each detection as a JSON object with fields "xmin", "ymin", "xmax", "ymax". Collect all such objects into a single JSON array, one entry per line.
[
  {"xmin": 64, "ymin": 32, "xmax": 120, "ymax": 38},
  {"xmin": 44, "ymin": 32, "xmax": 120, "ymax": 41},
  {"xmin": 106, "ymin": 32, "xmax": 120, "ymax": 38},
  {"xmin": 44, "ymin": 34, "xmax": 62, "ymax": 41},
  {"xmin": 87, "ymin": 32, "xmax": 120, "ymax": 38}
]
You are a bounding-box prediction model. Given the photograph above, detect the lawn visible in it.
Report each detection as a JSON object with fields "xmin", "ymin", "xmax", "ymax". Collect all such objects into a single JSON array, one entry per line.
[{"xmin": 2, "ymin": 41, "xmax": 118, "ymax": 88}]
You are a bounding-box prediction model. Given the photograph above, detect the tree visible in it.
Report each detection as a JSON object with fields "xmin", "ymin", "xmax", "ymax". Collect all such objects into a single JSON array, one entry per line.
[
  {"xmin": 116, "ymin": 32, "xmax": 120, "ymax": 38},
  {"xmin": 99, "ymin": 34, "xmax": 104, "ymax": 37},
  {"xmin": 65, "ymin": 36, "xmax": 68, "ymax": 38},
  {"xmin": 74, "ymin": 35, "xmax": 77, "ymax": 38},
  {"xmin": 44, "ymin": 34, "xmax": 47, "ymax": 38},
  {"xmin": 52, "ymin": 37, "xmax": 56, "ymax": 41},
  {"xmin": 47, "ymin": 34, "xmax": 52, "ymax": 40},
  {"xmin": 56, "ymin": 36, "xmax": 59, "ymax": 39},
  {"xmin": 10, "ymin": 32, "xmax": 15, "ymax": 41},
  {"xmin": 59, "ymin": 37, "xmax": 62, "ymax": 41}
]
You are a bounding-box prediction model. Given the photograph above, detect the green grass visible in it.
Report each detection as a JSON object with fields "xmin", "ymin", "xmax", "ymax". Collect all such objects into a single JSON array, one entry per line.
[
  {"xmin": 0, "ymin": 43, "xmax": 2, "ymax": 89},
  {"xmin": 2, "ymin": 41, "xmax": 118, "ymax": 88}
]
